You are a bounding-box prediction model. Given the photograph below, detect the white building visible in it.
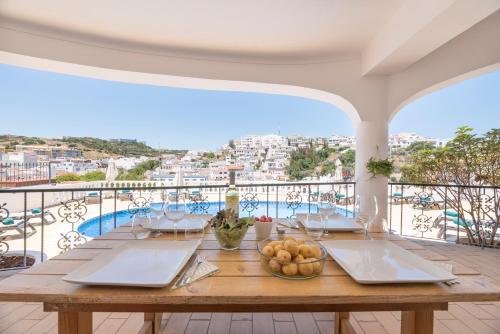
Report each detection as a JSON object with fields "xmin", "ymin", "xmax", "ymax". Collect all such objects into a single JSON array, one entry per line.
[
  {"xmin": 1, "ymin": 151, "xmax": 38, "ymax": 164},
  {"xmin": 53, "ymin": 160, "xmax": 98, "ymax": 175},
  {"xmin": 114, "ymin": 157, "xmax": 148, "ymax": 170}
]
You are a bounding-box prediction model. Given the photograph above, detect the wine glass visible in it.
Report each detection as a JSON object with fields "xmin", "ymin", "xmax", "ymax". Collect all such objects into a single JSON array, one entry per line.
[
  {"xmin": 165, "ymin": 209, "xmax": 186, "ymax": 240},
  {"xmin": 354, "ymin": 195, "xmax": 368, "ymax": 240},
  {"xmin": 150, "ymin": 204, "xmax": 165, "ymax": 238},
  {"xmin": 319, "ymin": 207, "xmax": 335, "ymax": 236},
  {"xmin": 184, "ymin": 217, "xmax": 206, "ymax": 241},
  {"xmin": 131, "ymin": 214, "xmax": 151, "ymax": 239},
  {"xmin": 305, "ymin": 213, "xmax": 325, "ymax": 240}
]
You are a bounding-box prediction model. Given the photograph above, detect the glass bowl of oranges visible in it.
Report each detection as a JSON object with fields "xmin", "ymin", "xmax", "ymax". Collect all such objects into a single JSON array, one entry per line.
[{"xmin": 257, "ymin": 236, "xmax": 328, "ymax": 279}]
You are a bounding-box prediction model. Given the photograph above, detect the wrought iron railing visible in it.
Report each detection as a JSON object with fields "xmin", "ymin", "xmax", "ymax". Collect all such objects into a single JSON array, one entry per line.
[
  {"xmin": 0, "ymin": 181, "xmax": 355, "ymax": 271},
  {"xmin": 0, "ymin": 162, "xmax": 53, "ymax": 187},
  {"xmin": 1, "ymin": 181, "xmax": 497, "ymax": 271},
  {"xmin": 388, "ymin": 183, "xmax": 499, "ymax": 248}
]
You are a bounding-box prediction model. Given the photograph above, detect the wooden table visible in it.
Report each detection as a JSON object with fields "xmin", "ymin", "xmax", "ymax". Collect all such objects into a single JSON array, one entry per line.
[{"xmin": 0, "ymin": 219, "xmax": 499, "ymax": 334}]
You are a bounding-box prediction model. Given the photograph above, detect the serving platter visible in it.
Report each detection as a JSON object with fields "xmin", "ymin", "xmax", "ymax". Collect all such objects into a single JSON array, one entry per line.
[
  {"xmin": 63, "ymin": 239, "xmax": 200, "ymax": 287},
  {"xmin": 320, "ymin": 240, "xmax": 456, "ymax": 284},
  {"xmin": 297, "ymin": 213, "xmax": 363, "ymax": 231}
]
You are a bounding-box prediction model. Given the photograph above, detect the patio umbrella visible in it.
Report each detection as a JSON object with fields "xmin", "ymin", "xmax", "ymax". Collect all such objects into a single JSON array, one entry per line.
[
  {"xmin": 335, "ymin": 158, "xmax": 343, "ymax": 181},
  {"xmin": 105, "ymin": 158, "xmax": 118, "ymax": 182}
]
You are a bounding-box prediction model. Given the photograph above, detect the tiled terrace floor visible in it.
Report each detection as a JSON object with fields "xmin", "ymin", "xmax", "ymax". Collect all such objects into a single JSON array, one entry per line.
[{"xmin": 0, "ymin": 239, "xmax": 499, "ymax": 334}]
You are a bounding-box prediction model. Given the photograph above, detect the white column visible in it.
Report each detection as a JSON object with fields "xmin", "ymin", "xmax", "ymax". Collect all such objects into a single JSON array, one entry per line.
[{"xmin": 355, "ymin": 120, "xmax": 389, "ymax": 232}]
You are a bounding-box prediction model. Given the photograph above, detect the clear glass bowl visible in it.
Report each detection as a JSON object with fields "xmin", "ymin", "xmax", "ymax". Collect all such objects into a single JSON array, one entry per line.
[
  {"xmin": 257, "ymin": 237, "xmax": 328, "ymax": 280},
  {"xmin": 213, "ymin": 226, "xmax": 249, "ymax": 250}
]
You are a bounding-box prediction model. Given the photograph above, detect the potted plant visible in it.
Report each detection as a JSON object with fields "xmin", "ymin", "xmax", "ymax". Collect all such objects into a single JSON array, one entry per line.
[
  {"xmin": 366, "ymin": 157, "xmax": 394, "ymax": 178},
  {"xmin": 210, "ymin": 209, "xmax": 254, "ymax": 250}
]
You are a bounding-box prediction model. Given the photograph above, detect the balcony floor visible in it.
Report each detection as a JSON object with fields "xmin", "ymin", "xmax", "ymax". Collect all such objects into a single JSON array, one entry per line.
[{"xmin": 0, "ymin": 239, "xmax": 499, "ymax": 334}]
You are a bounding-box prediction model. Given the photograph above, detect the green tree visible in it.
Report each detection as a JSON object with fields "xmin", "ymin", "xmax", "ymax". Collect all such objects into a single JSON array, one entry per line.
[
  {"xmin": 402, "ymin": 127, "xmax": 499, "ymax": 246},
  {"xmin": 228, "ymin": 139, "xmax": 236, "ymax": 149},
  {"xmin": 404, "ymin": 141, "xmax": 436, "ymax": 154},
  {"xmin": 286, "ymin": 148, "xmax": 320, "ymax": 180},
  {"xmin": 80, "ymin": 171, "xmax": 106, "ymax": 181},
  {"xmin": 339, "ymin": 149, "xmax": 355, "ymax": 174},
  {"xmin": 320, "ymin": 161, "xmax": 336, "ymax": 176},
  {"xmin": 117, "ymin": 160, "xmax": 160, "ymax": 181},
  {"xmin": 203, "ymin": 152, "xmax": 216, "ymax": 159},
  {"xmin": 55, "ymin": 173, "xmax": 81, "ymax": 183}
]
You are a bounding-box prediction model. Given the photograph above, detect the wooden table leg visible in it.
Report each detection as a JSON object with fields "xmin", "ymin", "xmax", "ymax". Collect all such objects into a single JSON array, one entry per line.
[
  {"xmin": 401, "ymin": 310, "xmax": 434, "ymax": 334},
  {"xmin": 144, "ymin": 312, "xmax": 163, "ymax": 334},
  {"xmin": 58, "ymin": 311, "xmax": 92, "ymax": 334},
  {"xmin": 334, "ymin": 312, "xmax": 352, "ymax": 334}
]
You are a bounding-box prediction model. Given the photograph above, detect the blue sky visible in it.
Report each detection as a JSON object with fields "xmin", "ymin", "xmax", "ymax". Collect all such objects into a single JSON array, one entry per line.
[{"xmin": 0, "ymin": 63, "xmax": 498, "ymax": 150}]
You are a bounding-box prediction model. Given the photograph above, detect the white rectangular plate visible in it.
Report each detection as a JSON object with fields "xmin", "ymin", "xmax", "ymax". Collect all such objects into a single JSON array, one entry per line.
[
  {"xmin": 63, "ymin": 239, "xmax": 200, "ymax": 287},
  {"xmin": 154, "ymin": 217, "xmax": 209, "ymax": 232},
  {"xmin": 320, "ymin": 240, "xmax": 456, "ymax": 284},
  {"xmin": 297, "ymin": 214, "xmax": 363, "ymax": 231}
]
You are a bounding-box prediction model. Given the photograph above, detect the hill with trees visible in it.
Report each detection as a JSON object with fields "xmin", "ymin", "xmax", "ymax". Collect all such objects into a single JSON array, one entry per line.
[{"xmin": 0, "ymin": 135, "xmax": 186, "ymax": 159}]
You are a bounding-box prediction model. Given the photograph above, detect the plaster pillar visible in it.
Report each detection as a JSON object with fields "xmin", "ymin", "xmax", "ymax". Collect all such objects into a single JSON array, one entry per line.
[{"xmin": 355, "ymin": 120, "xmax": 389, "ymax": 232}]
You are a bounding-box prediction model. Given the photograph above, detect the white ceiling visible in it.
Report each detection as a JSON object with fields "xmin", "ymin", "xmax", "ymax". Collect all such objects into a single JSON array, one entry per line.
[
  {"xmin": 0, "ymin": 0, "xmax": 499, "ymax": 73},
  {"xmin": 0, "ymin": 0, "xmax": 402, "ymax": 60}
]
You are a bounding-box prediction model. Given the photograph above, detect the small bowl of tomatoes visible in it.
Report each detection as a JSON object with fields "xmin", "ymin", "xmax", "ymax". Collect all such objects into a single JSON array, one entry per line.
[{"xmin": 254, "ymin": 215, "xmax": 274, "ymax": 240}]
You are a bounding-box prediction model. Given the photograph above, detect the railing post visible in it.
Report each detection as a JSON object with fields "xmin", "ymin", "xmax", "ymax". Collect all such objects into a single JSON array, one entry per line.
[
  {"xmin": 41, "ymin": 191, "xmax": 45, "ymax": 263},
  {"xmin": 23, "ymin": 192, "xmax": 27, "ymax": 267},
  {"xmin": 99, "ymin": 190, "xmax": 102, "ymax": 236},
  {"xmin": 113, "ymin": 189, "xmax": 117, "ymax": 229},
  {"xmin": 266, "ymin": 185, "xmax": 269, "ymax": 217}
]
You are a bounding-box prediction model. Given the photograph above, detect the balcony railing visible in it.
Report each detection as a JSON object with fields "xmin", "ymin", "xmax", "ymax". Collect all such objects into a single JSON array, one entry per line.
[
  {"xmin": 0, "ymin": 181, "xmax": 498, "ymax": 271},
  {"xmin": 388, "ymin": 183, "xmax": 499, "ymax": 248},
  {"xmin": 0, "ymin": 181, "xmax": 355, "ymax": 271}
]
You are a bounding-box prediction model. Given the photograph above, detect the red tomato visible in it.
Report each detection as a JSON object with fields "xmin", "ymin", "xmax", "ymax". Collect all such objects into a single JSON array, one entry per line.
[{"xmin": 267, "ymin": 217, "xmax": 273, "ymax": 222}]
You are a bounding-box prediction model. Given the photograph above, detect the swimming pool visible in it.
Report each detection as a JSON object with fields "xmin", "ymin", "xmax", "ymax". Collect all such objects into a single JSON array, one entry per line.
[{"xmin": 78, "ymin": 201, "xmax": 353, "ymax": 237}]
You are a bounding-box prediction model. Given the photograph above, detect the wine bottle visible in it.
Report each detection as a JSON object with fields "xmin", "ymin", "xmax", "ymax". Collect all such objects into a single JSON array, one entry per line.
[{"xmin": 225, "ymin": 170, "xmax": 239, "ymax": 216}]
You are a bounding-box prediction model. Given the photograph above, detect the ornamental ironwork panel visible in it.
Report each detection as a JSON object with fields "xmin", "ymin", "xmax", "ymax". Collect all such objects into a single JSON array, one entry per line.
[
  {"xmin": 411, "ymin": 214, "xmax": 433, "ymax": 234},
  {"xmin": 412, "ymin": 191, "xmax": 435, "ymax": 210},
  {"xmin": 240, "ymin": 192, "xmax": 259, "ymax": 215},
  {"xmin": 58, "ymin": 230, "xmax": 87, "ymax": 253},
  {"xmin": 0, "ymin": 203, "xmax": 9, "ymax": 255},
  {"xmin": 0, "ymin": 202, "xmax": 10, "ymax": 223},
  {"xmin": 189, "ymin": 194, "xmax": 211, "ymax": 214},
  {"xmin": 477, "ymin": 193, "xmax": 494, "ymax": 214},
  {"xmin": 286, "ymin": 190, "xmax": 302, "ymax": 210},
  {"xmin": 410, "ymin": 189, "xmax": 435, "ymax": 237},
  {"xmin": 0, "ymin": 239, "xmax": 9, "ymax": 256},
  {"xmin": 57, "ymin": 199, "xmax": 87, "ymax": 224},
  {"xmin": 56, "ymin": 199, "xmax": 88, "ymax": 253},
  {"xmin": 128, "ymin": 196, "xmax": 151, "ymax": 215}
]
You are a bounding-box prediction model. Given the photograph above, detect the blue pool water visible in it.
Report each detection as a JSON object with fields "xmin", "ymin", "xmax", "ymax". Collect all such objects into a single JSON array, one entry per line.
[{"xmin": 78, "ymin": 201, "xmax": 353, "ymax": 238}]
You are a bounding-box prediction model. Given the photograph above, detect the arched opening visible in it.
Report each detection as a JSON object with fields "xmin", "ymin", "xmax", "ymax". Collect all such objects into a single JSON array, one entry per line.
[{"xmin": 387, "ymin": 69, "xmax": 500, "ymax": 243}]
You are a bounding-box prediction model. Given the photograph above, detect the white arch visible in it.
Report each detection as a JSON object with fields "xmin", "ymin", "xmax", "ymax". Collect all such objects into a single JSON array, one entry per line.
[
  {"xmin": 389, "ymin": 63, "xmax": 500, "ymax": 121},
  {"xmin": 0, "ymin": 51, "xmax": 361, "ymax": 124}
]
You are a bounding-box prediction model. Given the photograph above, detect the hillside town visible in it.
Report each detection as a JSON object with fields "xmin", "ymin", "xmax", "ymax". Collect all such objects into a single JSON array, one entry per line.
[{"xmin": 0, "ymin": 132, "xmax": 449, "ymax": 187}]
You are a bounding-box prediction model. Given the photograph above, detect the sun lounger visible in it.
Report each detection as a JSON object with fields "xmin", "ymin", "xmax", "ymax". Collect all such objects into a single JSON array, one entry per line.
[
  {"xmin": 391, "ymin": 192, "xmax": 414, "ymax": 204},
  {"xmin": 117, "ymin": 190, "xmax": 133, "ymax": 201},
  {"xmin": 84, "ymin": 192, "xmax": 101, "ymax": 205},
  {"xmin": 0, "ymin": 218, "xmax": 37, "ymax": 240},
  {"xmin": 433, "ymin": 210, "xmax": 475, "ymax": 238},
  {"xmin": 9, "ymin": 209, "xmax": 57, "ymax": 226}
]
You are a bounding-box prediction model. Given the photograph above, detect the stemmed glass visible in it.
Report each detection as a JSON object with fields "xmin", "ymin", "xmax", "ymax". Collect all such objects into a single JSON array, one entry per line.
[
  {"xmin": 305, "ymin": 213, "xmax": 325, "ymax": 240},
  {"xmin": 184, "ymin": 217, "xmax": 206, "ymax": 241},
  {"xmin": 355, "ymin": 195, "xmax": 368, "ymax": 240},
  {"xmin": 130, "ymin": 214, "xmax": 151, "ymax": 239},
  {"xmin": 165, "ymin": 196, "xmax": 186, "ymax": 240},
  {"xmin": 319, "ymin": 206, "xmax": 335, "ymax": 236},
  {"xmin": 150, "ymin": 204, "xmax": 166, "ymax": 238}
]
